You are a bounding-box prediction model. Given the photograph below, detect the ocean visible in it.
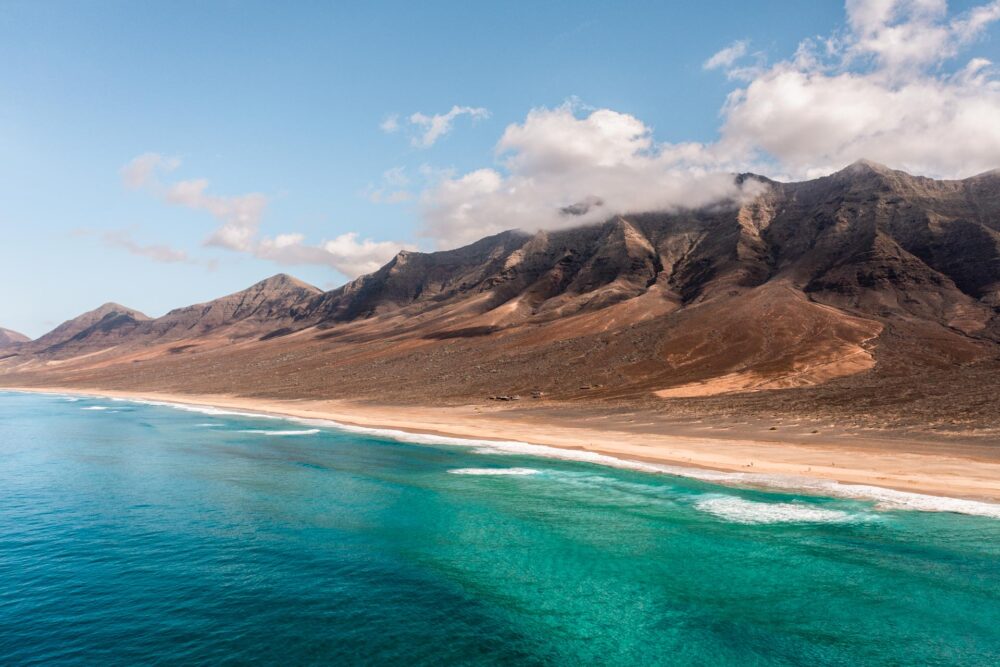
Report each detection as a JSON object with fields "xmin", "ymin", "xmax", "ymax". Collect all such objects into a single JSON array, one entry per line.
[{"xmin": 1, "ymin": 391, "xmax": 998, "ymax": 665}]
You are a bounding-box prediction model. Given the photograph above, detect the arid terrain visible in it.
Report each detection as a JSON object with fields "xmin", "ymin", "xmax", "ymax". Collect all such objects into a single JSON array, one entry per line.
[
  {"xmin": 0, "ymin": 327, "xmax": 29, "ymax": 349},
  {"xmin": 3, "ymin": 160, "xmax": 1000, "ymax": 461}
]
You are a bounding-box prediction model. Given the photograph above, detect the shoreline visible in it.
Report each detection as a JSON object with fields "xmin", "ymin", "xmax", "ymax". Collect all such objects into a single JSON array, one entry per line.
[{"xmin": 7, "ymin": 386, "xmax": 1000, "ymax": 515}]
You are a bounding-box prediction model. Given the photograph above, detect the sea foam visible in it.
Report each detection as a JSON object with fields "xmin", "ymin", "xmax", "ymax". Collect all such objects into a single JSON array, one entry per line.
[
  {"xmin": 52, "ymin": 393, "xmax": 1000, "ymax": 521},
  {"xmin": 448, "ymin": 467, "xmax": 540, "ymax": 476},
  {"xmin": 694, "ymin": 495, "xmax": 860, "ymax": 524},
  {"xmin": 110, "ymin": 397, "xmax": 281, "ymax": 420},
  {"xmin": 238, "ymin": 429, "xmax": 320, "ymax": 436}
]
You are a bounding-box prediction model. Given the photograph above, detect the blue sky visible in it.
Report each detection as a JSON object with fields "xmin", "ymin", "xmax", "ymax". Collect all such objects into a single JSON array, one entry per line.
[{"xmin": 2, "ymin": 1, "xmax": 999, "ymax": 337}]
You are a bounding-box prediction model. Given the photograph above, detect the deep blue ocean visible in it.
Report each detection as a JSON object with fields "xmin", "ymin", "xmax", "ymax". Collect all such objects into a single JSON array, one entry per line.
[{"xmin": 1, "ymin": 391, "xmax": 998, "ymax": 665}]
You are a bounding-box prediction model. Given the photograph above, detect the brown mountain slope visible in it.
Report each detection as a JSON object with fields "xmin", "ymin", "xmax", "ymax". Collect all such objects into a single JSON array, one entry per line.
[
  {"xmin": 0, "ymin": 327, "xmax": 29, "ymax": 350},
  {"xmin": 2, "ymin": 161, "xmax": 999, "ymax": 431},
  {"xmin": 10, "ymin": 274, "xmax": 322, "ymax": 364},
  {"xmin": 140, "ymin": 273, "xmax": 322, "ymax": 344},
  {"xmin": 297, "ymin": 162, "xmax": 999, "ymax": 348},
  {"xmin": 23, "ymin": 303, "xmax": 151, "ymax": 356}
]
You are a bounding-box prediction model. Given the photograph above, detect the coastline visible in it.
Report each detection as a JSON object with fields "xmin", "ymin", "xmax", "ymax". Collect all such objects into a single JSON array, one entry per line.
[{"xmin": 7, "ymin": 386, "xmax": 1000, "ymax": 513}]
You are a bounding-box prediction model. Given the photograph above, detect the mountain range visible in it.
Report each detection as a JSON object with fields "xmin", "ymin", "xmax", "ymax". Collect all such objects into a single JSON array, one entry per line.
[{"xmin": 2, "ymin": 161, "xmax": 999, "ymax": 431}]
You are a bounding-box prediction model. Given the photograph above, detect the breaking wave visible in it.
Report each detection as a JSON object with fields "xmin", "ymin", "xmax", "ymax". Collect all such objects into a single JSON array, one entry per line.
[
  {"xmin": 111, "ymin": 397, "xmax": 280, "ymax": 420},
  {"xmin": 694, "ymin": 495, "xmax": 862, "ymax": 524},
  {"xmin": 32, "ymin": 391, "xmax": 1000, "ymax": 521},
  {"xmin": 448, "ymin": 468, "xmax": 540, "ymax": 476}
]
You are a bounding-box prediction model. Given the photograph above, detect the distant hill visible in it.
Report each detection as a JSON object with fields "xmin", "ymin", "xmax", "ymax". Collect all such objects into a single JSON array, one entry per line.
[
  {"xmin": 2, "ymin": 161, "xmax": 999, "ymax": 429},
  {"xmin": 13, "ymin": 274, "xmax": 321, "ymax": 359},
  {"xmin": 133, "ymin": 273, "xmax": 322, "ymax": 344},
  {"xmin": 0, "ymin": 327, "xmax": 29, "ymax": 350},
  {"xmin": 24, "ymin": 303, "xmax": 151, "ymax": 356}
]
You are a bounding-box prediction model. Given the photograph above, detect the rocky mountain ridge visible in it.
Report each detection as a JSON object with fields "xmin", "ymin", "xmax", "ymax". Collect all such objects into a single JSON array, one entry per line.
[{"xmin": 2, "ymin": 161, "xmax": 998, "ymax": 423}]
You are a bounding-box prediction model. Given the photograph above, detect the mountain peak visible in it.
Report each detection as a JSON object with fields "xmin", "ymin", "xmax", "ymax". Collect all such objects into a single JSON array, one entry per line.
[
  {"xmin": 966, "ymin": 167, "xmax": 1000, "ymax": 181},
  {"xmin": 0, "ymin": 327, "xmax": 29, "ymax": 348},
  {"xmin": 94, "ymin": 302, "xmax": 149, "ymax": 318},
  {"xmin": 850, "ymin": 158, "xmax": 890, "ymax": 171},
  {"xmin": 3, "ymin": 164, "xmax": 1000, "ymax": 417},
  {"xmin": 144, "ymin": 272, "xmax": 323, "ymax": 341},
  {"xmin": 819, "ymin": 160, "xmax": 919, "ymax": 190},
  {"xmin": 252, "ymin": 273, "xmax": 321, "ymax": 294},
  {"xmin": 834, "ymin": 159, "xmax": 897, "ymax": 178},
  {"xmin": 27, "ymin": 302, "xmax": 150, "ymax": 352}
]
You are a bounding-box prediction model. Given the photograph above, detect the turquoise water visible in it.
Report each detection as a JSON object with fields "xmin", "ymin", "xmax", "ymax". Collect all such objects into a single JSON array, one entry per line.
[{"xmin": 1, "ymin": 392, "xmax": 998, "ymax": 665}]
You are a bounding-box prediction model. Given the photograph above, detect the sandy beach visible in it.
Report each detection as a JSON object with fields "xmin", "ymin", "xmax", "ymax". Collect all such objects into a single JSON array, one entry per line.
[{"xmin": 9, "ymin": 385, "xmax": 1000, "ymax": 505}]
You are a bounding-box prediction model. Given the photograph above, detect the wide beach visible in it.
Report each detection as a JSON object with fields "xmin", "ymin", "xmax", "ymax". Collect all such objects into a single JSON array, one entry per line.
[{"xmin": 11, "ymin": 386, "xmax": 1000, "ymax": 509}]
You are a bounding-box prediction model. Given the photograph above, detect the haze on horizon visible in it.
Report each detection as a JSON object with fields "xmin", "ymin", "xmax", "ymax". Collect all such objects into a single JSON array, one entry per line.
[{"xmin": 3, "ymin": 0, "xmax": 1000, "ymax": 338}]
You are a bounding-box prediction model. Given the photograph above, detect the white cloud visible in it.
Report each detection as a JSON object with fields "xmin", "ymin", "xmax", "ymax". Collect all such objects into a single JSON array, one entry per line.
[
  {"xmin": 322, "ymin": 233, "xmax": 413, "ymax": 275},
  {"xmin": 117, "ymin": 2, "xmax": 1000, "ymax": 275},
  {"xmin": 163, "ymin": 179, "xmax": 268, "ymax": 252},
  {"xmin": 121, "ymin": 155, "xmax": 408, "ymax": 278},
  {"xmin": 420, "ymin": 104, "xmax": 755, "ymax": 247},
  {"xmin": 417, "ymin": 1, "xmax": 1000, "ymax": 247},
  {"xmin": 382, "ymin": 166, "xmax": 409, "ymax": 187},
  {"xmin": 408, "ymin": 105, "xmax": 490, "ymax": 148},
  {"xmin": 122, "ymin": 156, "xmax": 269, "ymax": 253},
  {"xmin": 364, "ymin": 166, "xmax": 414, "ymax": 204},
  {"xmin": 955, "ymin": 1, "xmax": 1000, "ymax": 38},
  {"xmin": 841, "ymin": 0, "xmax": 1000, "ymax": 70},
  {"xmin": 845, "ymin": 0, "xmax": 956, "ymax": 70},
  {"xmin": 714, "ymin": 0, "xmax": 1000, "ymax": 177},
  {"xmin": 256, "ymin": 232, "xmax": 411, "ymax": 277},
  {"xmin": 704, "ymin": 40, "xmax": 750, "ymax": 70},
  {"xmin": 120, "ymin": 152, "xmax": 180, "ymax": 189},
  {"xmin": 76, "ymin": 228, "xmax": 216, "ymax": 269},
  {"xmin": 102, "ymin": 229, "xmax": 191, "ymax": 263},
  {"xmin": 380, "ymin": 114, "xmax": 400, "ymax": 133},
  {"xmin": 718, "ymin": 62, "xmax": 1000, "ymax": 178}
]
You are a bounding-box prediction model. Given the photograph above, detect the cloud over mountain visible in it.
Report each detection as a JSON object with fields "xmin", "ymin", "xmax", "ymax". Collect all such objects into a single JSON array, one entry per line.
[
  {"xmin": 119, "ymin": 2, "xmax": 1000, "ymax": 264},
  {"xmin": 415, "ymin": 0, "xmax": 1000, "ymax": 247},
  {"xmin": 419, "ymin": 104, "xmax": 756, "ymax": 247}
]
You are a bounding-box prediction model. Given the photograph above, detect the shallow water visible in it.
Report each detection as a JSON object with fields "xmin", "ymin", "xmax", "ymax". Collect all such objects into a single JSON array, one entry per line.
[{"xmin": 1, "ymin": 391, "xmax": 998, "ymax": 665}]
